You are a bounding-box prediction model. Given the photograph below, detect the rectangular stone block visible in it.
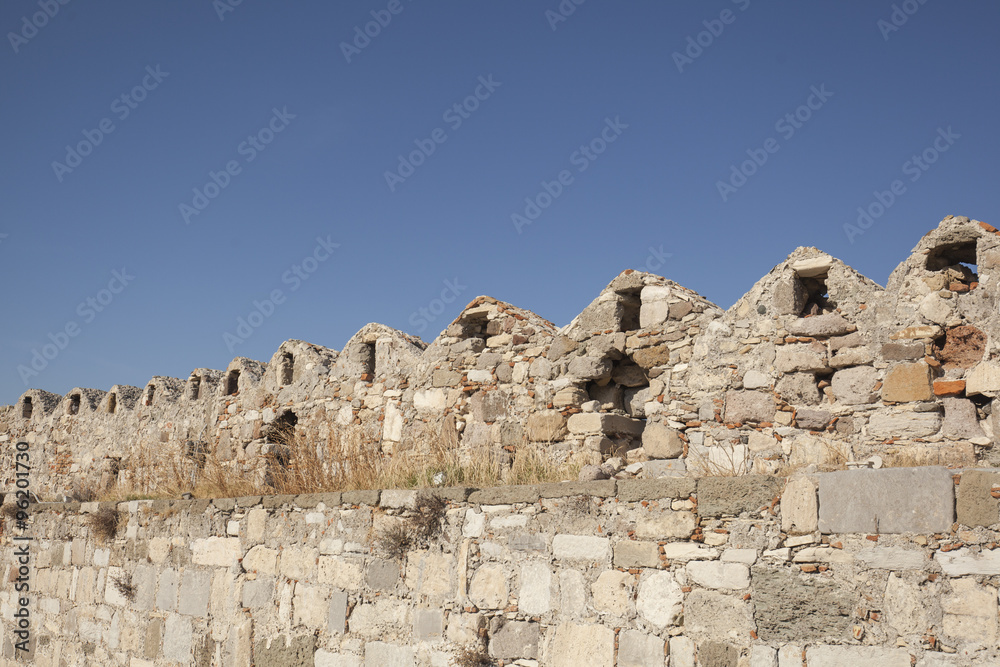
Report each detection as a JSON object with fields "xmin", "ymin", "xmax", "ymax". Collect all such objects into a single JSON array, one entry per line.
[
  {"xmin": 177, "ymin": 570, "xmax": 212, "ymax": 616},
  {"xmin": 818, "ymin": 467, "xmax": 954, "ymax": 534},
  {"xmin": 566, "ymin": 412, "xmax": 645, "ymax": 436},
  {"xmin": 552, "ymin": 535, "xmax": 610, "ymax": 563},
  {"xmin": 341, "ymin": 490, "xmax": 379, "ymax": 506},
  {"xmin": 613, "ymin": 541, "xmax": 661, "ymax": 568},
  {"xmin": 191, "ymin": 537, "xmax": 241, "ymax": 567},
  {"xmin": 468, "ymin": 485, "xmax": 540, "ymax": 505},
  {"xmin": 805, "ymin": 646, "xmax": 911, "ymax": 667},
  {"xmin": 617, "ymin": 478, "xmax": 696, "ymax": 502},
  {"xmin": 537, "ymin": 480, "xmax": 616, "ymax": 499},
  {"xmin": 957, "ymin": 469, "xmax": 1000, "ymax": 527},
  {"xmin": 617, "ymin": 630, "xmax": 663, "ymax": 667},
  {"xmin": 934, "ymin": 547, "xmax": 1000, "ymax": 575},
  {"xmin": 698, "ymin": 475, "xmax": 783, "ymax": 516}
]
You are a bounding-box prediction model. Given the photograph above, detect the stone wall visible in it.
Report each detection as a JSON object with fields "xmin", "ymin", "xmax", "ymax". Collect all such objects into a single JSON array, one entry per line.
[
  {"xmin": 2, "ymin": 466, "xmax": 1000, "ymax": 666},
  {"xmin": 4, "ymin": 215, "xmax": 1000, "ymax": 500}
]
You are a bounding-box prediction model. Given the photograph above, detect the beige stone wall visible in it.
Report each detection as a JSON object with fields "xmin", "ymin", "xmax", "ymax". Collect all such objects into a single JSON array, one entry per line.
[{"xmin": 2, "ymin": 469, "xmax": 999, "ymax": 666}]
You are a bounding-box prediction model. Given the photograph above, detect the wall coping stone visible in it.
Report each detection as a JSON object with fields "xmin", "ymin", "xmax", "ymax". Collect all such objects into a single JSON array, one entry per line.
[{"xmin": 617, "ymin": 478, "xmax": 696, "ymax": 502}]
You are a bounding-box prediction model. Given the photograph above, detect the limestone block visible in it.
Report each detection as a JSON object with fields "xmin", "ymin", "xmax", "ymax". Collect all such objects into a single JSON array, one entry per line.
[
  {"xmin": 314, "ymin": 651, "xmax": 361, "ymax": 667},
  {"xmin": 776, "ymin": 373, "xmax": 821, "ymax": 405},
  {"xmin": 639, "ymin": 300, "xmax": 669, "ymax": 328},
  {"xmin": 490, "ymin": 621, "xmax": 540, "ymax": 660},
  {"xmin": 743, "ymin": 369, "xmax": 770, "ymax": 389},
  {"xmin": 414, "ymin": 389, "xmax": 446, "ymax": 413},
  {"xmin": 882, "ymin": 362, "xmax": 933, "ymax": 402},
  {"xmin": 854, "ymin": 547, "xmax": 927, "ymax": 570},
  {"xmin": 242, "ymin": 545, "xmax": 278, "ymax": 575},
  {"xmin": 635, "ymin": 510, "xmax": 696, "ymax": 539},
  {"xmin": 366, "ymin": 559, "xmax": 399, "ymax": 591},
  {"xmin": 469, "ymin": 564, "xmax": 508, "ymax": 609},
  {"xmin": 794, "ymin": 408, "xmax": 830, "ymax": 430},
  {"xmin": 613, "ymin": 541, "xmax": 660, "ymax": 568},
  {"xmin": 177, "ymin": 570, "xmax": 211, "ymax": 617},
  {"xmin": 559, "ymin": 570, "xmax": 587, "ymax": 618},
  {"xmin": 831, "ymin": 365, "xmax": 878, "ymax": 404},
  {"xmin": 526, "ymin": 410, "xmax": 568, "ymax": 442},
  {"xmin": 829, "ymin": 346, "xmax": 874, "ymax": 368},
  {"xmin": 867, "ymin": 409, "xmax": 942, "ymax": 439},
  {"xmin": 319, "ymin": 557, "xmax": 364, "ymax": 592},
  {"xmin": 190, "ymin": 537, "xmax": 241, "ymax": 567},
  {"xmin": 686, "ymin": 561, "xmax": 750, "ymax": 589},
  {"xmin": 942, "ymin": 578, "xmax": 999, "ymax": 645},
  {"xmin": 775, "ymin": 344, "xmax": 829, "ymax": 373},
  {"xmin": 884, "ymin": 573, "xmax": 934, "ymax": 635},
  {"xmin": 617, "ymin": 630, "xmax": 663, "ymax": 667},
  {"xmin": 698, "ymin": 475, "xmax": 783, "ymax": 516},
  {"xmin": 642, "ymin": 423, "xmax": 683, "ymax": 459},
  {"xmin": 591, "ymin": 570, "xmax": 633, "ymax": 616},
  {"xmin": 956, "ymin": 469, "xmax": 1000, "ymax": 527},
  {"xmin": 805, "ymin": 646, "xmax": 911, "ymax": 667},
  {"xmin": 934, "ymin": 548, "xmax": 1000, "ymax": 575},
  {"xmin": 242, "ymin": 578, "xmax": 274, "ymax": 608},
  {"xmin": 546, "ymin": 623, "xmax": 614, "ymax": 667},
  {"xmin": 684, "ymin": 588, "xmax": 753, "ymax": 643},
  {"xmin": 363, "ymin": 642, "xmax": 414, "ymax": 667},
  {"xmin": 156, "ymin": 569, "xmax": 178, "ymax": 611},
  {"xmin": 818, "ymin": 467, "xmax": 954, "ymax": 533},
  {"xmin": 405, "ymin": 551, "xmax": 454, "ymax": 600},
  {"xmin": 518, "ymin": 562, "xmax": 552, "ymax": 616},
  {"xmin": 750, "ymin": 645, "xmax": 778, "ymax": 667},
  {"xmin": 163, "ymin": 614, "xmax": 193, "ymax": 664},
  {"xmin": 942, "ymin": 398, "xmax": 986, "ymax": 440},
  {"xmin": 777, "ymin": 645, "xmax": 803, "ymax": 667},
  {"xmin": 786, "ymin": 313, "xmax": 854, "ymax": 338},
  {"xmin": 293, "ymin": 584, "xmax": 329, "ymax": 629},
  {"xmin": 567, "ymin": 413, "xmax": 644, "ymax": 436},
  {"xmin": 553, "ymin": 534, "xmax": 610, "ymax": 562},
  {"xmin": 781, "ymin": 476, "xmax": 818, "ymax": 535},
  {"xmin": 724, "ymin": 390, "xmax": 775, "ymax": 423},
  {"xmin": 752, "ymin": 566, "xmax": 852, "ymax": 642},
  {"xmin": 635, "ymin": 571, "xmax": 683, "ymax": 628},
  {"xmin": 568, "ymin": 356, "xmax": 613, "ymax": 382},
  {"xmin": 966, "ymin": 362, "xmax": 1000, "ymax": 396},
  {"xmin": 669, "ymin": 636, "xmax": 696, "ymax": 667},
  {"xmin": 882, "ymin": 342, "xmax": 924, "ymax": 361},
  {"xmin": 632, "ymin": 344, "xmax": 672, "ymax": 369},
  {"xmin": 413, "ymin": 608, "xmax": 444, "ymax": 641},
  {"xmin": 348, "ymin": 599, "xmax": 411, "ymax": 637}
]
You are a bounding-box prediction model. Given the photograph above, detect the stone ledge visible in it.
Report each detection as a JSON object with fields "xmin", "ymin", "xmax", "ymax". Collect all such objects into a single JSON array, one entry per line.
[
  {"xmin": 697, "ymin": 475, "xmax": 783, "ymax": 516},
  {"xmin": 617, "ymin": 478, "xmax": 696, "ymax": 502},
  {"xmin": 538, "ymin": 480, "xmax": 617, "ymax": 499},
  {"xmin": 468, "ymin": 485, "xmax": 541, "ymax": 505}
]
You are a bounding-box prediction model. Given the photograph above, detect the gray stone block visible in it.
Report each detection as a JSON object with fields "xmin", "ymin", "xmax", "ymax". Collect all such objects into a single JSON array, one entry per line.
[
  {"xmin": 956, "ymin": 469, "xmax": 1000, "ymax": 527},
  {"xmin": 468, "ymin": 485, "xmax": 540, "ymax": 505},
  {"xmin": 537, "ymin": 480, "xmax": 616, "ymax": 499},
  {"xmin": 261, "ymin": 494, "xmax": 297, "ymax": 509},
  {"xmin": 509, "ymin": 533, "xmax": 547, "ymax": 552},
  {"xmin": 698, "ymin": 476, "xmax": 783, "ymax": 516},
  {"xmin": 254, "ymin": 635, "xmax": 315, "ymax": 667},
  {"xmin": 242, "ymin": 578, "xmax": 274, "ymax": 608},
  {"xmin": 818, "ymin": 467, "xmax": 955, "ymax": 534},
  {"xmin": 413, "ymin": 608, "xmax": 444, "ymax": 640},
  {"xmin": 617, "ymin": 478, "xmax": 696, "ymax": 502},
  {"xmin": 752, "ymin": 566, "xmax": 852, "ymax": 642},
  {"xmin": 328, "ymin": 590, "xmax": 348, "ymax": 635},
  {"xmin": 489, "ymin": 620, "xmax": 540, "ymax": 660},
  {"xmin": 177, "ymin": 570, "xmax": 212, "ymax": 617},
  {"xmin": 211, "ymin": 497, "xmax": 235, "ymax": 511},
  {"xmin": 235, "ymin": 495, "xmax": 262, "ymax": 508},
  {"xmin": 341, "ymin": 490, "xmax": 380, "ymax": 506},
  {"xmin": 295, "ymin": 493, "xmax": 338, "ymax": 508},
  {"xmin": 366, "ymin": 559, "xmax": 399, "ymax": 591},
  {"xmin": 164, "ymin": 615, "xmax": 193, "ymax": 663}
]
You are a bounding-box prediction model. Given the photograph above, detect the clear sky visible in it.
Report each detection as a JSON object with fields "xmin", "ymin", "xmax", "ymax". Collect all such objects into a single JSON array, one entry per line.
[{"xmin": 1, "ymin": 1, "xmax": 997, "ymax": 405}]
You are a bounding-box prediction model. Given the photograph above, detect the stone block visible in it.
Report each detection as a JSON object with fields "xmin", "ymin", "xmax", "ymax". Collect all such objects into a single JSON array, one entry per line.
[
  {"xmin": 468, "ymin": 485, "xmax": 540, "ymax": 505},
  {"xmin": 698, "ymin": 475, "xmax": 783, "ymax": 516},
  {"xmin": 614, "ymin": 540, "xmax": 660, "ymax": 568},
  {"xmin": 635, "ymin": 510, "xmax": 696, "ymax": 539},
  {"xmin": 379, "ymin": 490, "xmax": 416, "ymax": 509},
  {"xmin": 777, "ymin": 645, "xmax": 803, "ymax": 667},
  {"xmin": 942, "ymin": 578, "xmax": 998, "ymax": 645},
  {"xmin": 831, "ymin": 365, "xmax": 878, "ymax": 404},
  {"xmin": 177, "ymin": 570, "xmax": 211, "ymax": 616},
  {"xmin": 773, "ymin": 277, "xmax": 806, "ymax": 315},
  {"xmin": 509, "ymin": 533, "xmax": 546, "ymax": 551},
  {"xmin": 537, "ymin": 480, "xmax": 616, "ymax": 499},
  {"xmin": 546, "ymin": 623, "xmax": 614, "ymax": 667},
  {"xmin": 776, "ymin": 373, "xmax": 821, "ymax": 405},
  {"xmin": 743, "ymin": 369, "xmax": 770, "ymax": 389},
  {"xmin": 867, "ymin": 409, "xmax": 942, "ymax": 439},
  {"xmin": 934, "ymin": 547, "xmax": 1000, "ymax": 575},
  {"xmin": 156, "ymin": 569, "xmax": 178, "ymax": 611},
  {"xmin": 786, "ymin": 313, "xmax": 854, "ymax": 338},
  {"xmin": 518, "ymin": 562, "xmax": 552, "ymax": 615},
  {"xmin": 643, "ymin": 458, "xmax": 688, "ymax": 478},
  {"xmin": 775, "ymin": 344, "xmax": 829, "ymax": 373},
  {"xmin": 243, "ymin": 545, "xmax": 278, "ymax": 575},
  {"xmin": 686, "ymin": 561, "xmax": 750, "ymax": 590},
  {"xmin": 632, "ymin": 344, "xmax": 672, "ymax": 369},
  {"xmin": 942, "ymin": 397, "xmax": 986, "ymax": 440},
  {"xmin": 314, "ymin": 651, "xmax": 361, "ymax": 667},
  {"xmin": 552, "ymin": 534, "xmax": 610, "ymax": 562},
  {"xmin": 854, "ymin": 547, "xmax": 927, "ymax": 570},
  {"xmin": 328, "ymin": 590, "xmax": 348, "ymax": 635},
  {"xmin": 794, "ymin": 408, "xmax": 830, "ymax": 430},
  {"xmin": 591, "ymin": 570, "xmax": 633, "ymax": 616},
  {"xmin": 526, "ymin": 410, "xmax": 568, "ymax": 442},
  {"xmin": 884, "ymin": 573, "xmax": 933, "ymax": 635},
  {"xmin": 752, "ymin": 566, "xmax": 852, "ymax": 642},
  {"xmin": 413, "ymin": 608, "xmax": 444, "ymax": 641},
  {"xmin": 966, "ymin": 361, "xmax": 1000, "ymax": 396},
  {"xmin": 781, "ymin": 476, "xmax": 818, "ymax": 535},
  {"xmin": 724, "ymin": 390, "xmax": 775, "ymax": 423},
  {"xmin": 699, "ymin": 642, "xmax": 739, "ymax": 667},
  {"xmin": 805, "ymin": 646, "xmax": 911, "ymax": 667},
  {"xmin": 468, "ymin": 564, "xmax": 508, "ymax": 609},
  {"xmin": 617, "ymin": 478, "xmax": 695, "ymax": 502},
  {"xmin": 684, "ymin": 589, "xmax": 753, "ymax": 642},
  {"xmin": 617, "ymin": 630, "xmax": 663, "ymax": 667},
  {"xmin": 490, "ymin": 620, "xmax": 540, "ymax": 660},
  {"xmin": 341, "ymin": 489, "xmax": 379, "ymax": 506},
  {"xmin": 163, "ymin": 615, "xmax": 193, "ymax": 664},
  {"xmin": 642, "ymin": 423, "xmax": 684, "ymax": 459},
  {"xmin": 366, "ymin": 559, "xmax": 399, "ymax": 591},
  {"xmin": 293, "ymin": 583, "xmax": 329, "ymax": 629},
  {"xmin": 567, "ymin": 412, "xmax": 644, "ymax": 436},
  {"xmin": 635, "ymin": 571, "xmax": 683, "ymax": 628},
  {"xmin": 818, "ymin": 467, "xmax": 954, "ymax": 533},
  {"xmin": 957, "ymin": 469, "xmax": 1000, "ymax": 527},
  {"xmin": 882, "ymin": 342, "xmax": 924, "ymax": 361},
  {"xmin": 882, "ymin": 362, "xmax": 933, "ymax": 402},
  {"xmin": 363, "ymin": 642, "xmax": 414, "ymax": 667},
  {"xmin": 749, "ymin": 645, "xmax": 778, "ymax": 667},
  {"xmin": 190, "ymin": 537, "xmax": 241, "ymax": 567},
  {"xmin": 242, "ymin": 577, "xmax": 274, "ymax": 608},
  {"xmin": 568, "ymin": 356, "xmax": 613, "ymax": 381},
  {"xmin": 279, "ymin": 546, "xmax": 318, "ymax": 580}
]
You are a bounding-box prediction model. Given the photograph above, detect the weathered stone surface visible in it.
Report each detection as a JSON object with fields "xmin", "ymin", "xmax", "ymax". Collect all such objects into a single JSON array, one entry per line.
[
  {"xmin": 254, "ymin": 635, "xmax": 315, "ymax": 667},
  {"xmin": 591, "ymin": 570, "xmax": 632, "ymax": 616},
  {"xmin": 684, "ymin": 589, "xmax": 753, "ymax": 642},
  {"xmin": 743, "ymin": 369, "xmax": 770, "ymax": 389},
  {"xmin": 829, "ymin": 345, "xmax": 874, "ymax": 368},
  {"xmin": 363, "ymin": 642, "xmax": 414, "ymax": 667},
  {"xmin": 698, "ymin": 475, "xmax": 783, "ymax": 516},
  {"xmin": 642, "ymin": 423, "xmax": 683, "ymax": 459},
  {"xmin": 935, "ymin": 325, "xmax": 986, "ymax": 370},
  {"xmin": 941, "ymin": 397, "xmax": 986, "ymax": 440},
  {"xmin": 966, "ymin": 361, "xmax": 1000, "ymax": 396},
  {"xmin": 786, "ymin": 313, "xmax": 854, "ymax": 338},
  {"xmin": 698, "ymin": 642, "xmax": 739, "ymax": 667},
  {"xmin": 469, "ymin": 564, "xmax": 508, "ymax": 609},
  {"xmin": 805, "ymin": 646, "xmax": 911, "ymax": 667},
  {"xmin": 526, "ymin": 410, "xmax": 568, "ymax": 442},
  {"xmin": 616, "ymin": 478, "xmax": 695, "ymax": 502},
  {"xmin": 546, "ymin": 623, "xmax": 614, "ymax": 667},
  {"xmin": 635, "ymin": 510, "xmax": 696, "ymax": 539},
  {"xmin": 567, "ymin": 412, "xmax": 644, "ymax": 435},
  {"xmin": 934, "ymin": 379, "xmax": 966, "ymax": 397},
  {"xmin": 776, "ymin": 373, "xmax": 821, "ymax": 405},
  {"xmin": 552, "ymin": 535, "xmax": 610, "ymax": 562},
  {"xmin": 867, "ymin": 409, "xmax": 942, "ymax": 439},
  {"xmin": 468, "ymin": 485, "xmax": 540, "ymax": 504},
  {"xmin": 890, "ymin": 325, "xmax": 942, "ymax": 340},
  {"xmin": 490, "ymin": 620, "xmax": 540, "ymax": 660},
  {"xmin": 882, "ymin": 342, "xmax": 924, "ymax": 361},
  {"xmin": 775, "ymin": 344, "xmax": 829, "ymax": 373},
  {"xmin": 934, "ymin": 547, "xmax": 1000, "ymax": 575},
  {"xmin": 568, "ymin": 356, "xmax": 613, "ymax": 382},
  {"xmin": 854, "ymin": 547, "xmax": 927, "ymax": 570},
  {"xmin": 749, "ymin": 645, "xmax": 778, "ymax": 667},
  {"xmin": 942, "ymin": 578, "xmax": 998, "ymax": 645},
  {"xmin": 686, "ymin": 561, "xmax": 750, "ymax": 589},
  {"xmin": 752, "ymin": 566, "xmax": 852, "ymax": 642},
  {"xmin": 632, "ymin": 344, "xmax": 671, "ymax": 369},
  {"xmin": 518, "ymin": 562, "xmax": 551, "ymax": 616},
  {"xmin": 883, "ymin": 573, "xmax": 934, "ymax": 635},
  {"xmin": 794, "ymin": 408, "xmax": 830, "ymax": 430},
  {"xmin": 831, "ymin": 365, "xmax": 878, "ymax": 404},
  {"xmin": 818, "ymin": 467, "xmax": 955, "ymax": 534},
  {"xmin": 724, "ymin": 390, "xmax": 774, "ymax": 423},
  {"xmin": 191, "ymin": 537, "xmax": 241, "ymax": 567},
  {"xmin": 613, "ymin": 541, "xmax": 660, "ymax": 568},
  {"xmin": 635, "ymin": 571, "xmax": 683, "ymax": 628},
  {"xmin": 781, "ymin": 476, "xmax": 818, "ymax": 535},
  {"xmin": 957, "ymin": 469, "xmax": 1000, "ymax": 527},
  {"xmin": 616, "ymin": 630, "xmax": 663, "ymax": 667},
  {"xmin": 882, "ymin": 362, "xmax": 933, "ymax": 402}
]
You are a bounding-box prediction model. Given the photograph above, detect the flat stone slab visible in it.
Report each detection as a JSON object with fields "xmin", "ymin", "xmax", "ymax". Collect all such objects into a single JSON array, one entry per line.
[
  {"xmin": 956, "ymin": 469, "xmax": 1000, "ymax": 528},
  {"xmin": 818, "ymin": 467, "xmax": 954, "ymax": 534},
  {"xmin": 697, "ymin": 475, "xmax": 783, "ymax": 516}
]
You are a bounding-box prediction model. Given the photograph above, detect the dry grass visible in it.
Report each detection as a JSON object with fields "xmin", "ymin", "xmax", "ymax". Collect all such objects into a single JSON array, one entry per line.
[
  {"xmin": 87, "ymin": 507, "xmax": 122, "ymax": 543},
  {"xmin": 111, "ymin": 572, "xmax": 136, "ymax": 602},
  {"xmin": 452, "ymin": 646, "xmax": 495, "ymax": 667},
  {"xmin": 99, "ymin": 424, "xmax": 579, "ymax": 502}
]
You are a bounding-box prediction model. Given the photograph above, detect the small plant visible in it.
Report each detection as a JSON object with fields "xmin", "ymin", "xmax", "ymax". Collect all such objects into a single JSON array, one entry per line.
[
  {"xmin": 453, "ymin": 646, "xmax": 495, "ymax": 667},
  {"xmin": 377, "ymin": 523, "xmax": 414, "ymax": 560},
  {"xmin": 412, "ymin": 494, "xmax": 447, "ymax": 542},
  {"xmin": 111, "ymin": 572, "xmax": 136, "ymax": 602},
  {"xmin": 88, "ymin": 507, "xmax": 123, "ymax": 543}
]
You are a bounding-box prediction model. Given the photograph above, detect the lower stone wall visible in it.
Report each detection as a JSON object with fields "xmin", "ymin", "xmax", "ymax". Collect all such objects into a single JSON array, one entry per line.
[{"xmin": 2, "ymin": 467, "xmax": 1000, "ymax": 667}]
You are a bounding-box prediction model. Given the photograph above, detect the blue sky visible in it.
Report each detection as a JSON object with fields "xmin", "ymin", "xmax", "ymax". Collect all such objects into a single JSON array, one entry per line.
[{"xmin": 1, "ymin": 1, "xmax": 997, "ymax": 405}]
